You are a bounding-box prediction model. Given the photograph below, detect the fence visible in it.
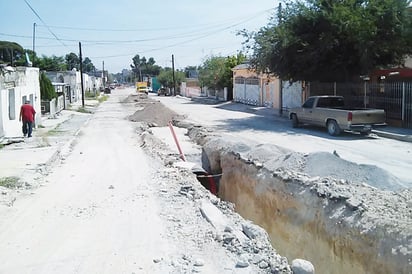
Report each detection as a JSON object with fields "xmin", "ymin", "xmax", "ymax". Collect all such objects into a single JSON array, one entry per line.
[
  {"xmin": 309, "ymin": 81, "xmax": 412, "ymax": 128},
  {"xmin": 41, "ymin": 95, "xmax": 65, "ymax": 117}
]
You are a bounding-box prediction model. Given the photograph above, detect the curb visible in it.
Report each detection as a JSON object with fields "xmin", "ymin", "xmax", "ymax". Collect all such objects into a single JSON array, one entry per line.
[{"xmin": 372, "ymin": 130, "xmax": 412, "ymax": 143}]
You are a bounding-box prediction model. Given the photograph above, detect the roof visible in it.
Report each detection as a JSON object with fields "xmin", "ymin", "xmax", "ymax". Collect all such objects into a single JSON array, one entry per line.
[{"xmin": 232, "ymin": 63, "xmax": 252, "ymax": 70}]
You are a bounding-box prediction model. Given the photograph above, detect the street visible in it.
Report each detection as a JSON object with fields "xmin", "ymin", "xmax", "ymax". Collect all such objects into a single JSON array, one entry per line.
[
  {"xmin": 155, "ymin": 95, "xmax": 412, "ymax": 189},
  {"xmin": 0, "ymin": 87, "xmax": 410, "ymax": 274},
  {"xmin": 0, "ymin": 89, "xmax": 279, "ymax": 274}
]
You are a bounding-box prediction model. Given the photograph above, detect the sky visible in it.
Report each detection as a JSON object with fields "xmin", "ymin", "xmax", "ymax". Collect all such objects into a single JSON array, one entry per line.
[{"xmin": 0, "ymin": 0, "xmax": 277, "ymax": 73}]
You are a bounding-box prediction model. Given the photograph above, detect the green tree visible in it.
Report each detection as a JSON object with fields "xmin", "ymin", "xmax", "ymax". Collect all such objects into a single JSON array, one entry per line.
[
  {"xmin": 131, "ymin": 55, "xmax": 161, "ymax": 81},
  {"xmin": 157, "ymin": 67, "xmax": 185, "ymax": 90},
  {"xmin": 37, "ymin": 55, "xmax": 67, "ymax": 71},
  {"xmin": 40, "ymin": 72, "xmax": 57, "ymax": 100},
  {"xmin": 244, "ymin": 0, "xmax": 412, "ymax": 82},
  {"xmin": 131, "ymin": 54, "xmax": 144, "ymax": 81},
  {"xmin": 144, "ymin": 57, "xmax": 161, "ymax": 76},
  {"xmin": 198, "ymin": 53, "xmax": 246, "ymax": 90},
  {"xmin": 0, "ymin": 41, "xmax": 24, "ymax": 65},
  {"xmin": 82, "ymin": 57, "xmax": 95, "ymax": 73},
  {"xmin": 65, "ymin": 52, "xmax": 80, "ymax": 70}
]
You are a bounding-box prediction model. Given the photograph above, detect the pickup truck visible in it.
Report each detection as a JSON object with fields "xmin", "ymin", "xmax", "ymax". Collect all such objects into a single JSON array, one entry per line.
[{"xmin": 289, "ymin": 96, "xmax": 386, "ymax": 136}]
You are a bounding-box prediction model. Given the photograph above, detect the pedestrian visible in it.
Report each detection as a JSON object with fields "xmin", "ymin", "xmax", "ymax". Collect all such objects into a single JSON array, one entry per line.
[{"xmin": 19, "ymin": 100, "xmax": 36, "ymax": 138}]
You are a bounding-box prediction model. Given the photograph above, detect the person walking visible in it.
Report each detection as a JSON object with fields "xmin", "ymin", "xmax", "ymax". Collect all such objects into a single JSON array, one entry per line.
[{"xmin": 19, "ymin": 100, "xmax": 36, "ymax": 138}]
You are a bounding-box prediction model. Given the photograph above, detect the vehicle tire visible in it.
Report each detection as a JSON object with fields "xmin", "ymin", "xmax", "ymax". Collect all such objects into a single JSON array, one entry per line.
[
  {"xmin": 327, "ymin": 120, "xmax": 341, "ymax": 136},
  {"xmin": 291, "ymin": 114, "xmax": 299, "ymax": 128}
]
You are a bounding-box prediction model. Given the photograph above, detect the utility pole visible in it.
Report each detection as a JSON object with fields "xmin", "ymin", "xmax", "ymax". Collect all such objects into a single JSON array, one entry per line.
[
  {"xmin": 172, "ymin": 54, "xmax": 176, "ymax": 96},
  {"xmin": 79, "ymin": 42, "xmax": 85, "ymax": 108},
  {"xmin": 32, "ymin": 23, "xmax": 36, "ymax": 53},
  {"xmin": 102, "ymin": 61, "xmax": 105, "ymax": 88}
]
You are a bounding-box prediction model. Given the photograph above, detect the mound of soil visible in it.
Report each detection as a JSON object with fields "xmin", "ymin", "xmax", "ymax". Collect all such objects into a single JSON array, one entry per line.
[{"xmin": 126, "ymin": 95, "xmax": 182, "ymax": 127}]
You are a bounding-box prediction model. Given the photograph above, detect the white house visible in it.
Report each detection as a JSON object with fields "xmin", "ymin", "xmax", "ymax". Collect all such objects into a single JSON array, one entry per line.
[{"xmin": 0, "ymin": 67, "xmax": 41, "ymax": 138}]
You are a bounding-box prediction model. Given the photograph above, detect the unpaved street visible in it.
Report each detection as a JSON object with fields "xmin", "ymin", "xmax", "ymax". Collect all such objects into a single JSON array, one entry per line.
[
  {"xmin": 0, "ymin": 89, "xmax": 283, "ymax": 273},
  {"xmin": 0, "ymin": 91, "xmax": 175, "ymax": 273}
]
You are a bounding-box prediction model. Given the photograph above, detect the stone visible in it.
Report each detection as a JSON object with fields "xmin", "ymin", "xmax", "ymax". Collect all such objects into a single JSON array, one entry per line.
[
  {"xmin": 194, "ymin": 258, "xmax": 204, "ymax": 267},
  {"xmin": 258, "ymin": 260, "xmax": 269, "ymax": 269},
  {"xmin": 291, "ymin": 259, "xmax": 315, "ymax": 274}
]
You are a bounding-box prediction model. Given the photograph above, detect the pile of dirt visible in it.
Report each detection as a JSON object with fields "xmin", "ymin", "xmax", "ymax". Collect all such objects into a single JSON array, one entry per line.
[{"xmin": 126, "ymin": 95, "xmax": 183, "ymax": 127}]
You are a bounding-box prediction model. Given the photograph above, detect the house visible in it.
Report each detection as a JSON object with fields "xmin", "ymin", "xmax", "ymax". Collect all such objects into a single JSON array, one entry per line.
[
  {"xmin": 45, "ymin": 70, "xmax": 81, "ymax": 104},
  {"xmin": 181, "ymin": 78, "xmax": 201, "ymax": 98},
  {"xmin": 0, "ymin": 66, "xmax": 41, "ymax": 138},
  {"xmin": 232, "ymin": 63, "xmax": 304, "ymax": 113}
]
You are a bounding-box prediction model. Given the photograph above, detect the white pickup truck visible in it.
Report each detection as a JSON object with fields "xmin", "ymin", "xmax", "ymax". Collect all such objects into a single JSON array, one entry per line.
[{"xmin": 289, "ymin": 96, "xmax": 386, "ymax": 136}]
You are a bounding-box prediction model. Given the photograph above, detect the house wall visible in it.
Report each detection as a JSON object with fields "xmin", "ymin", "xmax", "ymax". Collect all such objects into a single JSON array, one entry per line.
[
  {"xmin": 62, "ymin": 70, "xmax": 81, "ymax": 103},
  {"xmin": 0, "ymin": 67, "xmax": 40, "ymax": 137},
  {"xmin": 233, "ymin": 67, "xmax": 281, "ymax": 108},
  {"xmin": 181, "ymin": 82, "xmax": 201, "ymax": 98},
  {"xmin": 282, "ymin": 81, "xmax": 304, "ymax": 110}
]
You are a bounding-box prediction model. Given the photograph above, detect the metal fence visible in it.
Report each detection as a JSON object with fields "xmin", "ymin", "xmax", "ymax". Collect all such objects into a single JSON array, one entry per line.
[{"xmin": 309, "ymin": 81, "xmax": 412, "ymax": 128}]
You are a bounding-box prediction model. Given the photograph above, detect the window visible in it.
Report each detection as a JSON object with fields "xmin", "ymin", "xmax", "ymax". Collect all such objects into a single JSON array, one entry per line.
[
  {"xmin": 245, "ymin": 77, "xmax": 258, "ymax": 85},
  {"xmin": 302, "ymin": 97, "xmax": 315, "ymax": 108},
  {"xmin": 8, "ymin": 89, "xmax": 16, "ymax": 120},
  {"xmin": 318, "ymin": 97, "xmax": 344, "ymax": 108},
  {"xmin": 234, "ymin": 77, "xmax": 245, "ymax": 84}
]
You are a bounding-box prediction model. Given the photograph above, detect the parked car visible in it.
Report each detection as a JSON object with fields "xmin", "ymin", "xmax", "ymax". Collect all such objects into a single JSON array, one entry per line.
[
  {"xmin": 289, "ymin": 96, "xmax": 386, "ymax": 135},
  {"xmin": 157, "ymin": 87, "xmax": 170, "ymax": 96}
]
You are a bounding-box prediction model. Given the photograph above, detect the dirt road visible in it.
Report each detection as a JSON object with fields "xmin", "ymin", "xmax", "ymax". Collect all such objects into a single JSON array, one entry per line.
[
  {"xmin": 0, "ymin": 89, "xmax": 290, "ymax": 274},
  {"xmin": 0, "ymin": 91, "xmax": 175, "ymax": 273}
]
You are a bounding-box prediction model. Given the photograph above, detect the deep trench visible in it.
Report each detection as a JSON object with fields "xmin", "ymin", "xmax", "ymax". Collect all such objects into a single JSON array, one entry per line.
[{"xmin": 194, "ymin": 147, "xmax": 405, "ymax": 274}]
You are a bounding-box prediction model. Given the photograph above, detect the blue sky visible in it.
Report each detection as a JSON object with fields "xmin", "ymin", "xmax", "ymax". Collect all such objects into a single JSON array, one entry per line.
[{"xmin": 0, "ymin": 0, "xmax": 277, "ymax": 73}]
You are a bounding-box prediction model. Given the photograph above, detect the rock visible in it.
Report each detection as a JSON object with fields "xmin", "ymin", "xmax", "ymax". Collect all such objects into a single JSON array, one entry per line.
[
  {"xmin": 194, "ymin": 258, "xmax": 204, "ymax": 267},
  {"xmin": 236, "ymin": 254, "xmax": 250, "ymax": 268},
  {"xmin": 153, "ymin": 258, "xmax": 162, "ymax": 263},
  {"xmin": 291, "ymin": 259, "xmax": 315, "ymax": 274},
  {"xmin": 236, "ymin": 260, "xmax": 249, "ymax": 268},
  {"xmin": 242, "ymin": 221, "xmax": 266, "ymax": 239},
  {"xmin": 258, "ymin": 260, "xmax": 269, "ymax": 269}
]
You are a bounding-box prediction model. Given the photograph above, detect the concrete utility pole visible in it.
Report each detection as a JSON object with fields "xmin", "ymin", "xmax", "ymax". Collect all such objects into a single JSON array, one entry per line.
[
  {"xmin": 79, "ymin": 42, "xmax": 85, "ymax": 108},
  {"xmin": 32, "ymin": 23, "xmax": 36, "ymax": 53},
  {"xmin": 172, "ymin": 54, "xmax": 176, "ymax": 96},
  {"xmin": 102, "ymin": 61, "xmax": 105, "ymax": 88}
]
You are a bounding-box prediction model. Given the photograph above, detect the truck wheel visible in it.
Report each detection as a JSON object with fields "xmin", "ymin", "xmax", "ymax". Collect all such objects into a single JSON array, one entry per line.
[
  {"xmin": 291, "ymin": 114, "xmax": 299, "ymax": 128},
  {"xmin": 327, "ymin": 120, "xmax": 341, "ymax": 136}
]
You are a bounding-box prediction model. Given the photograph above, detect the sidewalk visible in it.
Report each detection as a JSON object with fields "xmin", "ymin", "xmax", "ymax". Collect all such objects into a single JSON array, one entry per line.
[{"xmin": 0, "ymin": 100, "xmax": 98, "ymax": 189}]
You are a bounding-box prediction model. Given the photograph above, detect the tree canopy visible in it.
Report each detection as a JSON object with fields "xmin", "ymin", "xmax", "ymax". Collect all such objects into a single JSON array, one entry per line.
[
  {"xmin": 198, "ymin": 53, "xmax": 246, "ymax": 90},
  {"xmin": 157, "ymin": 67, "xmax": 185, "ymax": 90},
  {"xmin": 65, "ymin": 52, "xmax": 80, "ymax": 71},
  {"xmin": 37, "ymin": 55, "xmax": 67, "ymax": 71},
  {"xmin": 39, "ymin": 72, "xmax": 57, "ymax": 100},
  {"xmin": 243, "ymin": 0, "xmax": 412, "ymax": 82},
  {"xmin": 0, "ymin": 41, "xmax": 24, "ymax": 65},
  {"xmin": 130, "ymin": 55, "xmax": 161, "ymax": 81}
]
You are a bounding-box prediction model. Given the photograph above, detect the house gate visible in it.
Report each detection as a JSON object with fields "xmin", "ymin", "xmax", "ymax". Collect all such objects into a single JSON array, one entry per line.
[{"xmin": 234, "ymin": 76, "xmax": 260, "ymax": 106}]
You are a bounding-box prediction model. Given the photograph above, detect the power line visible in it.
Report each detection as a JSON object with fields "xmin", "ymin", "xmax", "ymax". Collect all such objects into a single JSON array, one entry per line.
[
  {"xmin": 34, "ymin": 9, "xmax": 273, "ymax": 33},
  {"xmin": 0, "ymin": 8, "xmax": 270, "ymax": 47},
  {"xmin": 23, "ymin": 0, "xmax": 67, "ymax": 47}
]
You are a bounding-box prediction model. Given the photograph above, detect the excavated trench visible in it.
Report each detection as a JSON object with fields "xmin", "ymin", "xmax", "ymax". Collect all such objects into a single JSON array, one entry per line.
[
  {"xmin": 129, "ymin": 95, "xmax": 410, "ymax": 274},
  {"xmin": 188, "ymin": 128, "xmax": 411, "ymax": 274}
]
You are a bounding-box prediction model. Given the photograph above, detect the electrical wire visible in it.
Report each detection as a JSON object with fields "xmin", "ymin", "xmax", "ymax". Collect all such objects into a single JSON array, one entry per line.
[{"xmin": 23, "ymin": 0, "xmax": 68, "ymax": 48}]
